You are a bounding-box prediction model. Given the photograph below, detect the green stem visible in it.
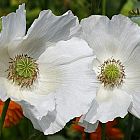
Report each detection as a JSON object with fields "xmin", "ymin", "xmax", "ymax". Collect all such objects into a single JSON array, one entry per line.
[
  {"xmin": 90, "ymin": 0, "xmax": 94, "ymax": 15},
  {"xmin": 45, "ymin": 135, "xmax": 48, "ymax": 140},
  {"xmin": 85, "ymin": 132, "xmax": 90, "ymax": 140},
  {"xmin": 0, "ymin": 98, "xmax": 10, "ymax": 137},
  {"xmin": 102, "ymin": 0, "xmax": 106, "ymax": 15},
  {"xmin": 125, "ymin": 113, "xmax": 134, "ymax": 140},
  {"xmin": 101, "ymin": 123, "xmax": 106, "ymax": 140},
  {"xmin": 28, "ymin": 119, "xmax": 33, "ymax": 137}
]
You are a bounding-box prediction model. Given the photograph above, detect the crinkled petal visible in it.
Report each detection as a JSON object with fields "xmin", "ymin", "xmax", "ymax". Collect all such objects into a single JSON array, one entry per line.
[
  {"xmin": 38, "ymin": 38, "xmax": 97, "ymax": 126},
  {"xmin": 22, "ymin": 107, "xmax": 66, "ymax": 135},
  {"xmin": 3, "ymin": 61, "xmax": 58, "ymax": 119},
  {"xmin": 38, "ymin": 37, "xmax": 93, "ymax": 65},
  {"xmin": 92, "ymin": 58, "xmax": 101, "ymax": 75},
  {"xmin": 0, "ymin": 4, "xmax": 26, "ymax": 46},
  {"xmin": 38, "ymin": 41, "xmax": 97, "ymax": 134},
  {"xmin": 79, "ymin": 119, "xmax": 99, "ymax": 133},
  {"xmin": 19, "ymin": 93, "xmax": 55, "ymax": 120},
  {"xmin": 9, "ymin": 38, "xmax": 97, "ymax": 134},
  {"xmin": 128, "ymin": 92, "xmax": 140, "ymax": 118},
  {"xmin": 81, "ymin": 15, "xmax": 140, "ymax": 63},
  {"xmin": 85, "ymin": 86, "xmax": 132, "ymax": 123},
  {"xmin": 123, "ymin": 44, "xmax": 140, "ymax": 92},
  {"xmin": 19, "ymin": 56, "xmax": 97, "ymax": 134},
  {"xmin": 79, "ymin": 100, "xmax": 99, "ymax": 132},
  {"xmin": 8, "ymin": 10, "xmax": 81, "ymax": 59},
  {"xmin": 0, "ymin": 77, "xmax": 8, "ymax": 101},
  {"xmin": 22, "ymin": 101, "xmax": 98, "ymax": 135},
  {"xmin": 3, "ymin": 63, "xmax": 56, "ymax": 118},
  {"xmin": 54, "ymin": 57, "xmax": 97, "ymax": 126},
  {"xmin": 0, "ymin": 49, "xmax": 10, "ymax": 101},
  {"xmin": 26, "ymin": 10, "xmax": 80, "ymax": 42},
  {"xmin": 0, "ymin": 48, "xmax": 10, "ymax": 77},
  {"xmin": 38, "ymin": 38, "xmax": 98, "ymax": 130}
]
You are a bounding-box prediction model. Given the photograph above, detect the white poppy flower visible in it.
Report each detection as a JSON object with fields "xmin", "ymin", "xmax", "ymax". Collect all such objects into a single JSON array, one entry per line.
[
  {"xmin": 0, "ymin": 4, "xmax": 96, "ymax": 134},
  {"xmin": 79, "ymin": 14, "xmax": 140, "ymax": 132}
]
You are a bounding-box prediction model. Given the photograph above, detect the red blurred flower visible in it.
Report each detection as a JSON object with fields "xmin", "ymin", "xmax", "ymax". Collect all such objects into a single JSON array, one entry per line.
[
  {"xmin": 71, "ymin": 118, "xmax": 124, "ymax": 140},
  {"xmin": 0, "ymin": 100, "xmax": 23, "ymax": 127}
]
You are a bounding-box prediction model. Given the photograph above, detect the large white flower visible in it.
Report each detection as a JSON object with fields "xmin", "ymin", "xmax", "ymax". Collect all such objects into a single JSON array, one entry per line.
[
  {"xmin": 79, "ymin": 14, "xmax": 140, "ymax": 132},
  {"xmin": 0, "ymin": 4, "xmax": 96, "ymax": 134}
]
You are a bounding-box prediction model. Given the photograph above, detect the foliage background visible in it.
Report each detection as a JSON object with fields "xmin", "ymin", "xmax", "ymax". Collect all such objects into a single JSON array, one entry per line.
[{"xmin": 1, "ymin": 0, "xmax": 140, "ymax": 140}]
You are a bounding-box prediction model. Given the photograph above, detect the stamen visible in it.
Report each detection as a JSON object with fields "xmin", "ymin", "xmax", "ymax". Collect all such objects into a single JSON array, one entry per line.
[
  {"xmin": 97, "ymin": 58, "xmax": 125, "ymax": 88},
  {"xmin": 7, "ymin": 54, "xmax": 39, "ymax": 88}
]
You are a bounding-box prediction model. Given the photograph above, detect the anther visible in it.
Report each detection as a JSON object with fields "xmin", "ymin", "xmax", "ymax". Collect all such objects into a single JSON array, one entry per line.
[
  {"xmin": 97, "ymin": 58, "xmax": 125, "ymax": 88},
  {"xmin": 7, "ymin": 54, "xmax": 39, "ymax": 88}
]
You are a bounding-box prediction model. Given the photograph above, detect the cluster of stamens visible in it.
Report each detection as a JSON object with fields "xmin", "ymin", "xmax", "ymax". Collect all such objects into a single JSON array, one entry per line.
[
  {"xmin": 7, "ymin": 54, "xmax": 39, "ymax": 88},
  {"xmin": 97, "ymin": 58, "xmax": 125, "ymax": 88}
]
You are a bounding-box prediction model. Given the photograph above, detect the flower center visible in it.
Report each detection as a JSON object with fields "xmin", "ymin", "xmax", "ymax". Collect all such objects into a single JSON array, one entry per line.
[
  {"xmin": 7, "ymin": 54, "xmax": 39, "ymax": 88},
  {"xmin": 97, "ymin": 58, "xmax": 125, "ymax": 88}
]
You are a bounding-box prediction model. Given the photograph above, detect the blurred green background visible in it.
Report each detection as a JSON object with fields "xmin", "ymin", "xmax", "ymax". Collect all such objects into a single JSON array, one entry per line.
[
  {"xmin": 0, "ymin": 0, "xmax": 140, "ymax": 28},
  {"xmin": 1, "ymin": 0, "xmax": 140, "ymax": 140}
]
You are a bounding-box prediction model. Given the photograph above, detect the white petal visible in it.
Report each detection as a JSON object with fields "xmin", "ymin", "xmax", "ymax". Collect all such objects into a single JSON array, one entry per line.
[
  {"xmin": 4, "ymin": 81, "xmax": 55, "ymax": 118},
  {"xmin": 0, "ymin": 48, "xmax": 10, "ymax": 77},
  {"xmin": 92, "ymin": 58, "xmax": 101, "ymax": 75},
  {"xmin": 23, "ymin": 102, "xmax": 98, "ymax": 135},
  {"xmin": 22, "ymin": 57, "xmax": 96, "ymax": 134},
  {"xmin": 79, "ymin": 100, "xmax": 99, "ymax": 132},
  {"xmin": 19, "ymin": 93, "xmax": 55, "ymax": 119},
  {"xmin": 0, "ymin": 4, "xmax": 26, "ymax": 45},
  {"xmin": 86, "ymin": 86, "xmax": 132, "ymax": 123},
  {"xmin": 110, "ymin": 15, "xmax": 140, "ymax": 61},
  {"xmin": 32, "ymin": 63, "xmax": 64, "ymax": 97},
  {"xmin": 96, "ymin": 85, "xmax": 112, "ymax": 101},
  {"xmin": 81, "ymin": 15, "xmax": 140, "ymax": 63},
  {"xmin": 22, "ymin": 107, "xmax": 66, "ymax": 135},
  {"xmin": 4, "ymin": 37, "xmax": 97, "ymax": 134},
  {"xmin": 123, "ymin": 44, "xmax": 140, "ymax": 92},
  {"xmin": 0, "ymin": 77, "xmax": 8, "ymax": 101},
  {"xmin": 79, "ymin": 119, "xmax": 99, "ymax": 133},
  {"xmin": 38, "ymin": 37, "xmax": 93, "ymax": 65},
  {"xmin": 54, "ymin": 56, "xmax": 97, "ymax": 126},
  {"xmin": 26, "ymin": 10, "xmax": 80, "ymax": 42},
  {"xmin": 0, "ymin": 49, "xmax": 10, "ymax": 101},
  {"xmin": 128, "ymin": 92, "xmax": 140, "ymax": 118},
  {"xmin": 81, "ymin": 16, "xmax": 121, "ymax": 62},
  {"xmin": 80, "ymin": 100, "xmax": 98, "ymax": 123},
  {"xmin": 38, "ymin": 40, "xmax": 97, "ymax": 132},
  {"xmin": 3, "ymin": 64, "xmax": 57, "ymax": 118},
  {"xmin": 3, "ymin": 54, "xmax": 95, "ymax": 119},
  {"xmin": 9, "ymin": 10, "xmax": 81, "ymax": 59},
  {"xmin": 38, "ymin": 39, "xmax": 98, "ymax": 131}
]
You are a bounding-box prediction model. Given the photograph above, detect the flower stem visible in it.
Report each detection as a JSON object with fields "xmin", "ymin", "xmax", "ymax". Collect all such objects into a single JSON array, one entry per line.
[
  {"xmin": 85, "ymin": 132, "xmax": 90, "ymax": 140},
  {"xmin": 101, "ymin": 123, "xmax": 106, "ymax": 140},
  {"xmin": 45, "ymin": 135, "xmax": 48, "ymax": 140},
  {"xmin": 90, "ymin": 0, "xmax": 94, "ymax": 15},
  {"xmin": 102, "ymin": 0, "xmax": 106, "ymax": 15},
  {"xmin": 125, "ymin": 113, "xmax": 134, "ymax": 140},
  {"xmin": 0, "ymin": 98, "xmax": 10, "ymax": 137}
]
